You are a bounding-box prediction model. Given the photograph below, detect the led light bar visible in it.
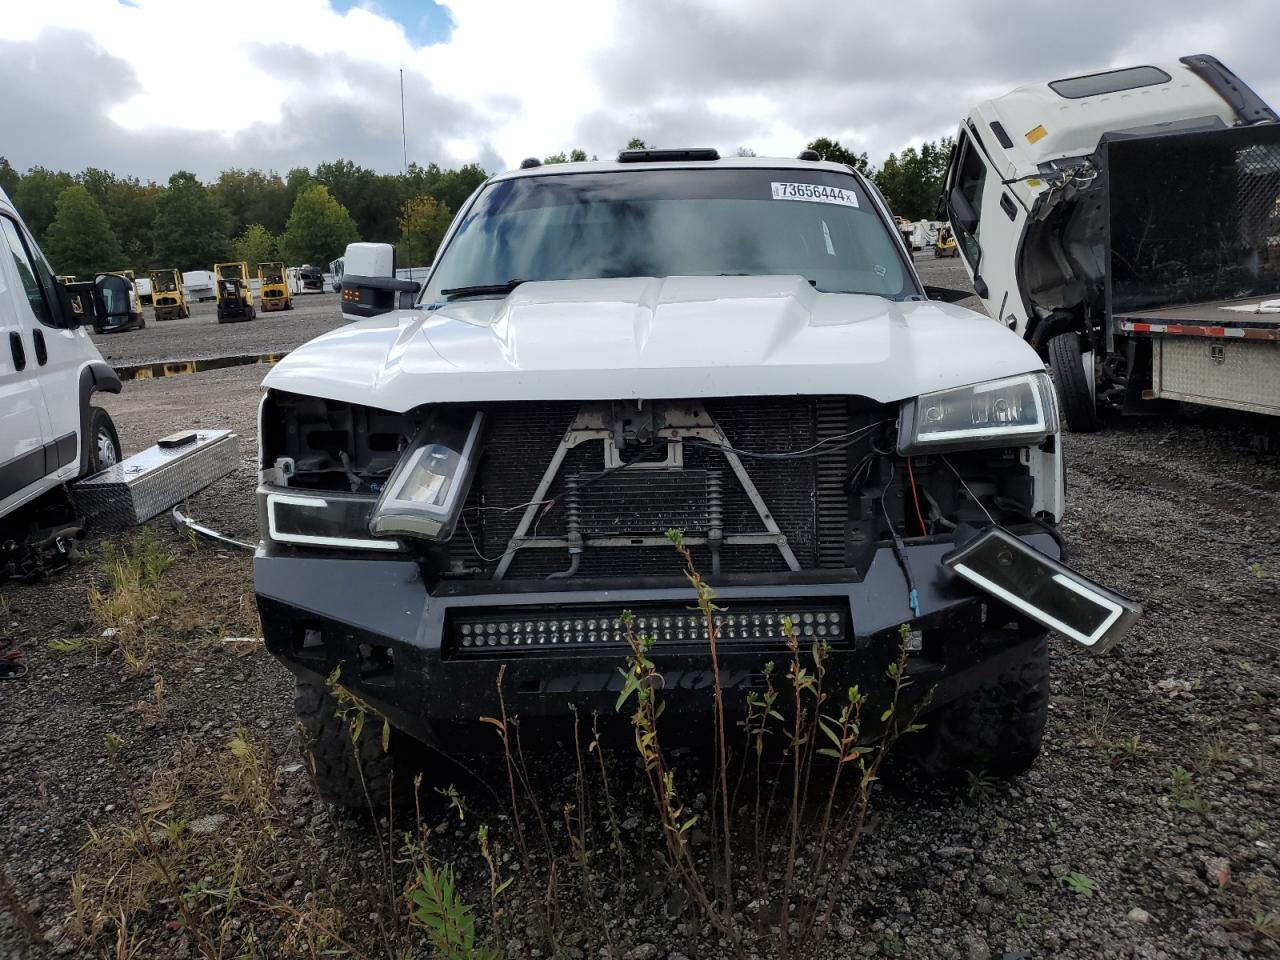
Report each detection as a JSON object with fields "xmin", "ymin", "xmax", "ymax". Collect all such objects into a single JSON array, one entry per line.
[
  {"xmin": 445, "ymin": 601, "xmax": 850, "ymax": 658},
  {"xmin": 943, "ymin": 527, "xmax": 1140, "ymax": 654}
]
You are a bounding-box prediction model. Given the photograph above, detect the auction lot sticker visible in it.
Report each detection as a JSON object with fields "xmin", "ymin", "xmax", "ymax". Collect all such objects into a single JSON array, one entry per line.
[{"xmin": 771, "ymin": 182, "xmax": 859, "ymax": 207}]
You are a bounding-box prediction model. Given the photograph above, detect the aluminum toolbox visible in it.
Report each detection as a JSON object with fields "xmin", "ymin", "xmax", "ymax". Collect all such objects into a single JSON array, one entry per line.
[{"xmin": 71, "ymin": 430, "xmax": 239, "ymax": 530}]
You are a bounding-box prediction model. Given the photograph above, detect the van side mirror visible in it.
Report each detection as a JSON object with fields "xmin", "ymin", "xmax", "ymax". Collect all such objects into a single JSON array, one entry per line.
[{"xmin": 340, "ymin": 242, "xmax": 420, "ymax": 319}]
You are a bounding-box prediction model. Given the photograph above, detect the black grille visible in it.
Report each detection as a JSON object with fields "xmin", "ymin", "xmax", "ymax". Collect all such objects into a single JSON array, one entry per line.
[{"xmin": 449, "ymin": 397, "xmax": 882, "ymax": 580}]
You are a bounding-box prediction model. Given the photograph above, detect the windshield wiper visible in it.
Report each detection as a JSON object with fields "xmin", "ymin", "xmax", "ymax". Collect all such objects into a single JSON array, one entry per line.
[{"xmin": 440, "ymin": 278, "xmax": 527, "ymax": 300}]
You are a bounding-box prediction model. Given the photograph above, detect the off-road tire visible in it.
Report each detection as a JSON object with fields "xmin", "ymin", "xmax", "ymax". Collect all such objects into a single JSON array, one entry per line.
[
  {"xmin": 906, "ymin": 636, "xmax": 1050, "ymax": 783},
  {"xmin": 1047, "ymin": 332, "xmax": 1100, "ymax": 433},
  {"xmin": 84, "ymin": 407, "xmax": 121, "ymax": 477},
  {"xmin": 295, "ymin": 679, "xmax": 397, "ymax": 811}
]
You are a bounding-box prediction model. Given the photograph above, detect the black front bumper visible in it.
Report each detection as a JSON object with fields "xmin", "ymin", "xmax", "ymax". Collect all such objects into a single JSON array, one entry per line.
[{"xmin": 255, "ymin": 530, "xmax": 1060, "ymax": 750}]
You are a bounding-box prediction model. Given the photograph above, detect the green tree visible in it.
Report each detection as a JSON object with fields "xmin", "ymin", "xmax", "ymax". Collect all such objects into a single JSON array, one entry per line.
[
  {"xmin": 424, "ymin": 163, "xmax": 487, "ymax": 216},
  {"xmin": 873, "ymin": 137, "xmax": 953, "ymax": 221},
  {"xmin": 544, "ymin": 149, "xmax": 588, "ymax": 164},
  {"xmin": 806, "ymin": 138, "xmax": 871, "ymax": 174},
  {"xmin": 0, "ymin": 157, "xmax": 18, "ymax": 198},
  {"xmin": 232, "ymin": 223, "xmax": 278, "ymax": 266},
  {"xmin": 397, "ymin": 195, "xmax": 452, "ymax": 267},
  {"xmin": 152, "ymin": 171, "xmax": 232, "ymax": 270},
  {"xmin": 102, "ymin": 178, "xmax": 160, "ymax": 268},
  {"xmin": 626, "ymin": 138, "xmax": 648, "ymax": 150},
  {"xmin": 313, "ymin": 159, "xmax": 403, "ymax": 243},
  {"xmin": 212, "ymin": 169, "xmax": 292, "ymax": 237},
  {"xmin": 278, "ymin": 185, "xmax": 359, "ymax": 266},
  {"xmin": 43, "ymin": 186, "xmax": 124, "ymax": 277},
  {"xmin": 14, "ymin": 167, "xmax": 76, "ymax": 240}
]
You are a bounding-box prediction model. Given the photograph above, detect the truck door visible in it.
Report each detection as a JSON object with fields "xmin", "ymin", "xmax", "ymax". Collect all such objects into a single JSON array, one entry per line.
[
  {"xmin": 945, "ymin": 127, "xmax": 1031, "ymax": 335},
  {"xmin": 0, "ymin": 216, "xmax": 85, "ymax": 488},
  {"xmin": 0, "ymin": 213, "xmax": 56, "ymax": 512}
]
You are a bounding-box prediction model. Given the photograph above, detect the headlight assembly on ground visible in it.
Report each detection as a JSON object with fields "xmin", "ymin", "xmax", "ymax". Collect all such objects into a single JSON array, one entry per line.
[{"xmin": 897, "ymin": 372, "xmax": 1058, "ymax": 454}]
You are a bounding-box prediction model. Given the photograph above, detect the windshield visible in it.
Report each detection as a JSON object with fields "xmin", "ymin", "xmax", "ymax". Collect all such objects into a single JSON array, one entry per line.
[{"xmin": 422, "ymin": 168, "xmax": 914, "ymax": 302}]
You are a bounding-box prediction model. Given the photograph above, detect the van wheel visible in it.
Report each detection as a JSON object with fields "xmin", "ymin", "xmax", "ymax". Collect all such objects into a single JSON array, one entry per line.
[
  {"xmin": 1047, "ymin": 332, "xmax": 1100, "ymax": 433},
  {"xmin": 84, "ymin": 407, "xmax": 121, "ymax": 476},
  {"xmin": 295, "ymin": 679, "xmax": 398, "ymax": 810}
]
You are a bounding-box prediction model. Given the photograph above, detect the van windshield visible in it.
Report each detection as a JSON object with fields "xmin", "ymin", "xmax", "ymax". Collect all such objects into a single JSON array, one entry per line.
[{"xmin": 422, "ymin": 168, "xmax": 915, "ymax": 302}]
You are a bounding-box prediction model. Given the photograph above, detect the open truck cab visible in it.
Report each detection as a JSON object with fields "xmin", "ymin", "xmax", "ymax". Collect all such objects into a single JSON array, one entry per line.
[{"xmin": 943, "ymin": 54, "xmax": 1280, "ymax": 429}]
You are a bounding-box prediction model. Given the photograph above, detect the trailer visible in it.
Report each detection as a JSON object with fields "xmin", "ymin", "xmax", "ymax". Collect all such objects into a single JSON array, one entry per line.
[
  {"xmin": 182, "ymin": 270, "xmax": 216, "ymax": 302},
  {"xmin": 943, "ymin": 54, "xmax": 1279, "ymax": 428}
]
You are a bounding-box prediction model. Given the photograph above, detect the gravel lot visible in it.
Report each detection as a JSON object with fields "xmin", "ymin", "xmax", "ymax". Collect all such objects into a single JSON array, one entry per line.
[
  {"xmin": 88, "ymin": 292, "xmax": 346, "ymax": 367},
  {"xmin": 1, "ymin": 254, "xmax": 1278, "ymax": 959}
]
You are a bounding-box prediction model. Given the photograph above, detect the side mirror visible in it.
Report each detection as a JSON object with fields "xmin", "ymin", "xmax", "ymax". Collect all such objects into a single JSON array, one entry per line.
[{"xmin": 340, "ymin": 242, "xmax": 420, "ymax": 319}]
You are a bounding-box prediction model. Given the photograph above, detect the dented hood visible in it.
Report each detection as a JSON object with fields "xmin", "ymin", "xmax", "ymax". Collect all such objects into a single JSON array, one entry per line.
[{"xmin": 263, "ymin": 276, "xmax": 1042, "ymax": 412}]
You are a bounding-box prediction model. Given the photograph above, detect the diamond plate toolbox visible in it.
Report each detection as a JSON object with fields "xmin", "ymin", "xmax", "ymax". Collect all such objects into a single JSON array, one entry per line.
[{"xmin": 71, "ymin": 430, "xmax": 239, "ymax": 530}]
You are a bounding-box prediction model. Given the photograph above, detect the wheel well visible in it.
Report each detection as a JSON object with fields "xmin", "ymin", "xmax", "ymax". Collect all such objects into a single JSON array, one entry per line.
[{"xmin": 78, "ymin": 362, "xmax": 122, "ymax": 475}]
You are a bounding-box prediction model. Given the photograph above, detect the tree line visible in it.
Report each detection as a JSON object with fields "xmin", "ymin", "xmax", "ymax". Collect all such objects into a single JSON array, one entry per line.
[
  {"xmin": 0, "ymin": 135, "xmax": 952, "ymax": 279},
  {"xmin": 0, "ymin": 157, "xmax": 487, "ymax": 278}
]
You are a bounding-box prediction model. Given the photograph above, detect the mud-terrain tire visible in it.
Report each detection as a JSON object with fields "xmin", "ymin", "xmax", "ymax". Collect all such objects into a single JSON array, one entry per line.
[
  {"xmin": 83, "ymin": 407, "xmax": 121, "ymax": 477},
  {"xmin": 295, "ymin": 679, "xmax": 397, "ymax": 811},
  {"xmin": 1047, "ymin": 332, "xmax": 1100, "ymax": 433},
  {"xmin": 906, "ymin": 637, "xmax": 1050, "ymax": 782}
]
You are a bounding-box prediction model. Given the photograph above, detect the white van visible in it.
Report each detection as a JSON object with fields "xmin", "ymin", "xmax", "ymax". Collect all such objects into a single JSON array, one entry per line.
[{"xmin": 0, "ymin": 186, "xmax": 123, "ymax": 578}]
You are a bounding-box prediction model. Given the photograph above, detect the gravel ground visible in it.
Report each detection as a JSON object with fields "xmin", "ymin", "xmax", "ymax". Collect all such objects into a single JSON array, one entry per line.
[
  {"xmin": 1, "ymin": 255, "xmax": 1278, "ymax": 958},
  {"xmin": 89, "ymin": 292, "xmax": 346, "ymax": 367}
]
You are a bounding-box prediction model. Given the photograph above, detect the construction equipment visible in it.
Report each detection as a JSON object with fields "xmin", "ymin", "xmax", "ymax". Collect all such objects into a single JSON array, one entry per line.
[
  {"xmin": 213, "ymin": 261, "xmax": 256, "ymax": 323},
  {"xmin": 149, "ymin": 269, "xmax": 189, "ymax": 321},
  {"xmin": 257, "ymin": 261, "xmax": 292, "ymax": 312},
  {"xmin": 933, "ymin": 223, "xmax": 959, "ymax": 258}
]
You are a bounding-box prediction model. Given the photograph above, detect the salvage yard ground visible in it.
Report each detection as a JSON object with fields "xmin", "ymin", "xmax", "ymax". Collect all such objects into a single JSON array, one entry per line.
[{"xmin": 1, "ymin": 256, "xmax": 1278, "ymax": 959}]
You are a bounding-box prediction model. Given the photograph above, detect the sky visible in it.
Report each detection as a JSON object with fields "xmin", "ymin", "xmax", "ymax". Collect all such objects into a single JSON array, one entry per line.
[{"xmin": 1, "ymin": 0, "xmax": 1278, "ymax": 183}]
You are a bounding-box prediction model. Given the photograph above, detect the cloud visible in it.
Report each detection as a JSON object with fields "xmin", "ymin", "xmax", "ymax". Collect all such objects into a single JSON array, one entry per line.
[{"xmin": 0, "ymin": 0, "xmax": 1278, "ymax": 182}]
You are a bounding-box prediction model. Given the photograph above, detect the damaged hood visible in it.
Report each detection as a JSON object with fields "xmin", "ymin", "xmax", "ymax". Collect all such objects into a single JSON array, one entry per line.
[{"xmin": 264, "ymin": 276, "xmax": 1042, "ymax": 411}]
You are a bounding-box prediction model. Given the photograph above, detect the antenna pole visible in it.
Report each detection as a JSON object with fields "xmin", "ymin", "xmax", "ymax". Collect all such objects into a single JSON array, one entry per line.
[{"xmin": 400, "ymin": 68, "xmax": 408, "ymax": 173}]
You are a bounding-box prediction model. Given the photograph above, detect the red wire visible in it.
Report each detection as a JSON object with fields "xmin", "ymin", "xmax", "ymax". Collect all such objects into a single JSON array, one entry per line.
[{"xmin": 907, "ymin": 457, "xmax": 927, "ymax": 535}]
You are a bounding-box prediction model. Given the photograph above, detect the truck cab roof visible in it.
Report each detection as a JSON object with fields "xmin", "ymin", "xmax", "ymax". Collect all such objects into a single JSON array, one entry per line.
[{"xmin": 967, "ymin": 55, "xmax": 1275, "ymax": 181}]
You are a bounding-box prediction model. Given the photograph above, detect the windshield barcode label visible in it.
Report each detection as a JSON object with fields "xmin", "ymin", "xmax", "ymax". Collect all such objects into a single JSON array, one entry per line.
[{"xmin": 770, "ymin": 182, "xmax": 859, "ymax": 207}]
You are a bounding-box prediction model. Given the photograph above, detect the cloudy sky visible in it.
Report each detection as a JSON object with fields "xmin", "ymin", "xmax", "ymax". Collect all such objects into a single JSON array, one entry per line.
[{"xmin": 2, "ymin": 0, "xmax": 1278, "ymax": 182}]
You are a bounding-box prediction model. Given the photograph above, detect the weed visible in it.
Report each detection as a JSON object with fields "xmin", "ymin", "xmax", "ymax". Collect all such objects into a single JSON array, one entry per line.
[
  {"xmin": 49, "ymin": 635, "xmax": 110, "ymax": 655},
  {"xmin": 1102, "ymin": 732, "xmax": 1148, "ymax": 767},
  {"xmin": 1249, "ymin": 562, "xmax": 1266, "ymax": 578},
  {"xmin": 1063, "ymin": 873, "xmax": 1097, "ymax": 898},
  {"xmin": 881, "ymin": 930, "xmax": 906, "ymax": 955},
  {"xmin": 87, "ymin": 530, "xmax": 177, "ymax": 671},
  {"xmin": 406, "ymin": 861, "xmax": 493, "ymax": 960},
  {"xmin": 1170, "ymin": 766, "xmax": 1212, "ymax": 816},
  {"xmin": 967, "ymin": 769, "xmax": 997, "ymax": 805},
  {"xmin": 1195, "ymin": 738, "xmax": 1237, "ymax": 774}
]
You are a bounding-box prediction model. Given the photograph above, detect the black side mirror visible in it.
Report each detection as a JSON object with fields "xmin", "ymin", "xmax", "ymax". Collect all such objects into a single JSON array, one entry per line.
[{"xmin": 341, "ymin": 275, "xmax": 421, "ymax": 318}]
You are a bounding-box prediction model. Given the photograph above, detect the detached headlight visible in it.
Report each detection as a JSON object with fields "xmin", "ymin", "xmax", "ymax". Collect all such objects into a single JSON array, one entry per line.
[
  {"xmin": 897, "ymin": 372, "xmax": 1058, "ymax": 454},
  {"xmin": 265, "ymin": 490, "xmax": 400, "ymax": 552},
  {"xmin": 369, "ymin": 410, "xmax": 484, "ymax": 541}
]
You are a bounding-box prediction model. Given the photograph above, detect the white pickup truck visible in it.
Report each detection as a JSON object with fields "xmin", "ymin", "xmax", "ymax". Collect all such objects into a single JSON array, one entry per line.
[
  {"xmin": 251, "ymin": 149, "xmax": 1140, "ymax": 808},
  {"xmin": 0, "ymin": 187, "xmax": 123, "ymax": 579},
  {"xmin": 942, "ymin": 54, "xmax": 1279, "ymax": 429}
]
